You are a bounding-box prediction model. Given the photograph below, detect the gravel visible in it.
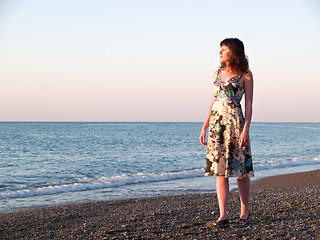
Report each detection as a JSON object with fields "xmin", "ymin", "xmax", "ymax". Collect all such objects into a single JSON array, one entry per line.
[{"xmin": 1, "ymin": 169, "xmax": 319, "ymax": 239}]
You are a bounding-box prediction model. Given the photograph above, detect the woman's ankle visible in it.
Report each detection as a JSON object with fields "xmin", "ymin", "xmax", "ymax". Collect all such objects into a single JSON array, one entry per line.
[
  {"xmin": 240, "ymin": 210, "xmax": 249, "ymax": 218},
  {"xmin": 218, "ymin": 215, "xmax": 228, "ymax": 221}
]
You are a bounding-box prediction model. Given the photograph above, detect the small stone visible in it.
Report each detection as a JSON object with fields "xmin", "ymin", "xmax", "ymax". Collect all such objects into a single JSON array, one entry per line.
[
  {"xmin": 181, "ymin": 223, "xmax": 190, "ymax": 229},
  {"xmin": 161, "ymin": 233, "xmax": 171, "ymax": 239},
  {"xmin": 181, "ymin": 229, "xmax": 190, "ymax": 235},
  {"xmin": 206, "ymin": 222, "xmax": 214, "ymax": 228}
]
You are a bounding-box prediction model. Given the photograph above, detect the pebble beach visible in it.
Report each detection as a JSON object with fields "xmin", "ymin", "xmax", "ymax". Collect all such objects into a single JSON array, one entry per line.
[{"xmin": 1, "ymin": 169, "xmax": 319, "ymax": 239}]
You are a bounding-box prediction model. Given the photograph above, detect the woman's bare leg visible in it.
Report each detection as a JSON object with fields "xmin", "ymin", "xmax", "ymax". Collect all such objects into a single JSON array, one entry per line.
[
  {"xmin": 237, "ymin": 177, "xmax": 250, "ymax": 219},
  {"xmin": 216, "ymin": 176, "xmax": 229, "ymax": 220}
]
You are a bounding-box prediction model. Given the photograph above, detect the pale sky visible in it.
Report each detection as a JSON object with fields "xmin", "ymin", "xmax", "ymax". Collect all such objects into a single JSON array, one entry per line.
[{"xmin": 0, "ymin": 0, "xmax": 319, "ymax": 122}]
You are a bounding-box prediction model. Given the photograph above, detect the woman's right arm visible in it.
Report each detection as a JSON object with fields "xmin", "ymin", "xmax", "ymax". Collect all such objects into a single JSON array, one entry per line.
[
  {"xmin": 199, "ymin": 94, "xmax": 215, "ymax": 146},
  {"xmin": 199, "ymin": 71, "xmax": 217, "ymax": 146}
]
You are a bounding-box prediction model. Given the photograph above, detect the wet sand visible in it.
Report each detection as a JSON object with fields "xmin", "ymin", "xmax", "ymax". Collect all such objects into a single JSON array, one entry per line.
[{"xmin": 1, "ymin": 169, "xmax": 319, "ymax": 239}]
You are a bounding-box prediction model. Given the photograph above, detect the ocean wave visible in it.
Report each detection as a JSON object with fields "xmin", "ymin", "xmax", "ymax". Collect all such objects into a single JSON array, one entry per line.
[
  {"xmin": 254, "ymin": 154, "xmax": 320, "ymax": 170},
  {"xmin": 0, "ymin": 169, "xmax": 204, "ymax": 200},
  {"xmin": 1, "ymin": 155, "xmax": 320, "ymax": 201}
]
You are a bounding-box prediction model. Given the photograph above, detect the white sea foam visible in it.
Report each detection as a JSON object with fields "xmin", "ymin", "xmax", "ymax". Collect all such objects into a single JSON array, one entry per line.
[
  {"xmin": 254, "ymin": 155, "xmax": 320, "ymax": 170},
  {"xmin": 0, "ymin": 169, "xmax": 204, "ymax": 200},
  {"xmin": 1, "ymin": 155, "xmax": 320, "ymax": 201}
]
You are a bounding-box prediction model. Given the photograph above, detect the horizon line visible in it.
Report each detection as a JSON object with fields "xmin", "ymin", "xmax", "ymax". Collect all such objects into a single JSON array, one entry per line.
[{"xmin": 0, "ymin": 121, "xmax": 319, "ymax": 123}]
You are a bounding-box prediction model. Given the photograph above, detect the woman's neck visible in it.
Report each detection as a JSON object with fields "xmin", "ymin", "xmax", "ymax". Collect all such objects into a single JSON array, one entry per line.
[{"xmin": 222, "ymin": 66, "xmax": 235, "ymax": 74}]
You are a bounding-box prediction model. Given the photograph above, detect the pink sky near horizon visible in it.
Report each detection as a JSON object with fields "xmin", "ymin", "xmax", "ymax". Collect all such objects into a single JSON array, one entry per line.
[{"xmin": 0, "ymin": 0, "xmax": 319, "ymax": 122}]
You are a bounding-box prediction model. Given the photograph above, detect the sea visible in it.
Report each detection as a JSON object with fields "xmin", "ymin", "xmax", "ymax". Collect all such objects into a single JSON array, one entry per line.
[{"xmin": 0, "ymin": 122, "xmax": 319, "ymax": 213}]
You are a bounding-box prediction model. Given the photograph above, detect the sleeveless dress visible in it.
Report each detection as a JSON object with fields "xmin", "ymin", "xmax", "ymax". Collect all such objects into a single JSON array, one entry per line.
[{"xmin": 205, "ymin": 70, "xmax": 254, "ymax": 179}]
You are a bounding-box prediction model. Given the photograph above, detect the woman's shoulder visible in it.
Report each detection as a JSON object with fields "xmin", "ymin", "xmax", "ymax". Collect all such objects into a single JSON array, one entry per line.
[
  {"xmin": 213, "ymin": 69, "xmax": 219, "ymax": 76},
  {"xmin": 242, "ymin": 70, "xmax": 253, "ymax": 81},
  {"xmin": 212, "ymin": 69, "xmax": 220, "ymax": 81},
  {"xmin": 241, "ymin": 70, "xmax": 253, "ymax": 88}
]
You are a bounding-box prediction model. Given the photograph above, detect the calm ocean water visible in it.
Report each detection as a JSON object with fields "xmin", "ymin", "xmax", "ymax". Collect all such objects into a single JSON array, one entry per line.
[{"xmin": 0, "ymin": 122, "xmax": 319, "ymax": 213}]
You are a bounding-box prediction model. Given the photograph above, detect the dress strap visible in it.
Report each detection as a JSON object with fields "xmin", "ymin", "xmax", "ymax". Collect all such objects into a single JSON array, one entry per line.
[{"xmin": 213, "ymin": 69, "xmax": 220, "ymax": 82}]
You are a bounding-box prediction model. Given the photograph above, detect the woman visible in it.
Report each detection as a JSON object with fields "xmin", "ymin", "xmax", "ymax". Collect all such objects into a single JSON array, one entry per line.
[{"xmin": 199, "ymin": 38, "xmax": 254, "ymax": 226}]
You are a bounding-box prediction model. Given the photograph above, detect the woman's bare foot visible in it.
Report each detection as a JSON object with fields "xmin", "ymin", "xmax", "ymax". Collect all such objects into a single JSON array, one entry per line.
[{"xmin": 240, "ymin": 211, "xmax": 250, "ymax": 220}]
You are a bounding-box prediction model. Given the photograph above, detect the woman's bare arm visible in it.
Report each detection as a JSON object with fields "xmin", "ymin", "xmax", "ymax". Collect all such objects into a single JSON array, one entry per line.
[
  {"xmin": 239, "ymin": 70, "xmax": 254, "ymax": 148},
  {"xmin": 199, "ymin": 71, "xmax": 217, "ymax": 146}
]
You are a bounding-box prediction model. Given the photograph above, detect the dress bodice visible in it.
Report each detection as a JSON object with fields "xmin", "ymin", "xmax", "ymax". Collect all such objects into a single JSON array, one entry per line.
[{"xmin": 213, "ymin": 71, "xmax": 245, "ymax": 104}]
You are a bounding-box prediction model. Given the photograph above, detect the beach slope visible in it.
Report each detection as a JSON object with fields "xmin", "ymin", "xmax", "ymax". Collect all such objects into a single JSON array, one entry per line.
[{"xmin": 1, "ymin": 169, "xmax": 319, "ymax": 239}]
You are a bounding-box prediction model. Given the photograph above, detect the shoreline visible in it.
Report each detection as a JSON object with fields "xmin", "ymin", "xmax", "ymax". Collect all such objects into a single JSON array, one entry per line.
[
  {"xmin": 250, "ymin": 168, "xmax": 320, "ymax": 191},
  {"xmin": 1, "ymin": 169, "xmax": 319, "ymax": 239}
]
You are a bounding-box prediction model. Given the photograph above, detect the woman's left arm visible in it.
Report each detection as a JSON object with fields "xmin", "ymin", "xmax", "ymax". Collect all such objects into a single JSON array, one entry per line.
[{"xmin": 239, "ymin": 71, "xmax": 254, "ymax": 148}]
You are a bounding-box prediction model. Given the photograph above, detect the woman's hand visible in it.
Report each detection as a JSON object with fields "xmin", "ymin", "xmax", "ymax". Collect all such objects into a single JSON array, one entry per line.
[
  {"xmin": 199, "ymin": 129, "xmax": 207, "ymax": 146},
  {"xmin": 239, "ymin": 129, "xmax": 250, "ymax": 148}
]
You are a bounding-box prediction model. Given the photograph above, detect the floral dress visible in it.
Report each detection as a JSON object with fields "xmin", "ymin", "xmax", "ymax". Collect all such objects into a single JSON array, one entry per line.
[{"xmin": 205, "ymin": 70, "xmax": 254, "ymax": 179}]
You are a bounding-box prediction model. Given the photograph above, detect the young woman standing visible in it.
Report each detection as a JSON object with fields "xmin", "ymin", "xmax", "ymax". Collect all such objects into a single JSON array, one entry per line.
[{"xmin": 200, "ymin": 38, "xmax": 254, "ymax": 226}]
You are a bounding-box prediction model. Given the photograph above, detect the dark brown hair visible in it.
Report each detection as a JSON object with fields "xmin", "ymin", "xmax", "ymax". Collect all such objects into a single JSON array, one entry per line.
[{"xmin": 220, "ymin": 38, "xmax": 249, "ymax": 74}]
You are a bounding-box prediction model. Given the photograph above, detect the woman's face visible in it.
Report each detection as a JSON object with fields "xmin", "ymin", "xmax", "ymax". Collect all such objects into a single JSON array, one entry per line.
[{"xmin": 219, "ymin": 45, "xmax": 232, "ymax": 64}]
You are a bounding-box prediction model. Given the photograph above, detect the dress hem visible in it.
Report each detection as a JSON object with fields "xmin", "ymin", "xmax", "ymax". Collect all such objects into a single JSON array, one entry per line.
[{"xmin": 204, "ymin": 172, "xmax": 254, "ymax": 179}]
